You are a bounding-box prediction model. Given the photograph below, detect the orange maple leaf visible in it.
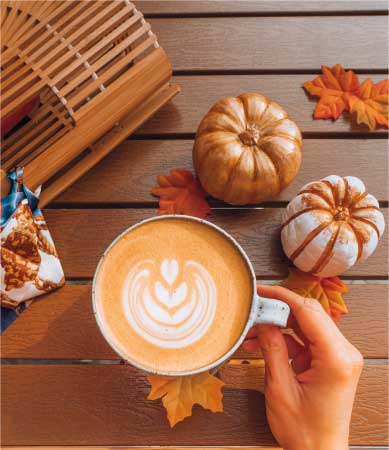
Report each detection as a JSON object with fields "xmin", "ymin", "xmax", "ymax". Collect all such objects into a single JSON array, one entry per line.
[
  {"xmin": 303, "ymin": 64, "xmax": 360, "ymax": 120},
  {"xmin": 147, "ymin": 372, "xmax": 224, "ymax": 427},
  {"xmin": 348, "ymin": 79, "xmax": 389, "ymax": 130},
  {"xmin": 151, "ymin": 169, "xmax": 211, "ymax": 218},
  {"xmin": 282, "ymin": 268, "xmax": 348, "ymax": 322}
]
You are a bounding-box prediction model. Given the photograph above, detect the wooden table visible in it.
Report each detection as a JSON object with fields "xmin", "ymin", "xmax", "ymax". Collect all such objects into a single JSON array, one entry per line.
[{"xmin": 2, "ymin": 1, "xmax": 388, "ymax": 449}]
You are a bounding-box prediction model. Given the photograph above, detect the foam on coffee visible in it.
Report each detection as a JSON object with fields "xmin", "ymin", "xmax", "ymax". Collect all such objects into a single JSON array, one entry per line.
[{"xmin": 94, "ymin": 217, "xmax": 253, "ymax": 373}]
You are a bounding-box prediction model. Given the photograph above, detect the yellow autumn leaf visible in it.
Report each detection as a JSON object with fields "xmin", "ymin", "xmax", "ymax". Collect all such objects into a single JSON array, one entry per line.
[
  {"xmin": 147, "ymin": 372, "xmax": 224, "ymax": 427},
  {"xmin": 282, "ymin": 267, "xmax": 348, "ymax": 322},
  {"xmin": 348, "ymin": 79, "xmax": 389, "ymax": 130}
]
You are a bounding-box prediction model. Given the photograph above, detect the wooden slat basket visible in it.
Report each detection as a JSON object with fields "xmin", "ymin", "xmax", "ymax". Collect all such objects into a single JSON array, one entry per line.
[{"xmin": 1, "ymin": 0, "xmax": 180, "ymax": 206}]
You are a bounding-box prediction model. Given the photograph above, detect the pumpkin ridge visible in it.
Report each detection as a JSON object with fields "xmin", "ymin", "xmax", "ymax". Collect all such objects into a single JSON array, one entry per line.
[
  {"xmin": 260, "ymin": 131, "xmax": 300, "ymax": 145},
  {"xmin": 258, "ymin": 116, "xmax": 286, "ymax": 132},
  {"xmin": 346, "ymin": 221, "xmax": 364, "ymax": 261},
  {"xmin": 236, "ymin": 95, "xmax": 249, "ymax": 130},
  {"xmin": 321, "ymin": 179, "xmax": 338, "ymax": 207},
  {"xmin": 195, "ymin": 134, "xmax": 241, "ymax": 174},
  {"xmin": 199, "ymin": 130, "xmax": 239, "ymax": 140},
  {"xmin": 223, "ymin": 148, "xmax": 247, "ymax": 202},
  {"xmin": 342, "ymin": 176, "xmax": 350, "ymax": 207},
  {"xmin": 289, "ymin": 220, "xmax": 333, "ymax": 262},
  {"xmin": 199, "ymin": 114, "xmax": 242, "ymax": 135},
  {"xmin": 250, "ymin": 99, "xmax": 275, "ymax": 131},
  {"xmin": 255, "ymin": 142, "xmax": 281, "ymax": 191},
  {"xmin": 281, "ymin": 207, "xmax": 332, "ymax": 230},
  {"xmin": 351, "ymin": 206, "xmax": 381, "ymax": 213},
  {"xmin": 250, "ymin": 147, "xmax": 261, "ymax": 183},
  {"xmin": 210, "ymin": 109, "xmax": 244, "ymax": 127},
  {"xmin": 350, "ymin": 215, "xmax": 381, "ymax": 239},
  {"xmin": 212, "ymin": 97, "xmax": 246, "ymax": 130},
  {"xmin": 299, "ymin": 189, "xmax": 334, "ymax": 209},
  {"xmin": 239, "ymin": 93, "xmax": 267, "ymax": 125},
  {"xmin": 350, "ymin": 191, "xmax": 368, "ymax": 209},
  {"xmin": 310, "ymin": 223, "xmax": 341, "ymax": 275}
]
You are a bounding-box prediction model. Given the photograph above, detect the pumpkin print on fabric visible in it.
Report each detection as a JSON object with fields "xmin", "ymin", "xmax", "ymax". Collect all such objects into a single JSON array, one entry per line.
[
  {"xmin": 1, "ymin": 201, "xmax": 64, "ymax": 305},
  {"xmin": 193, "ymin": 93, "xmax": 302, "ymax": 205},
  {"xmin": 281, "ymin": 175, "xmax": 385, "ymax": 277}
]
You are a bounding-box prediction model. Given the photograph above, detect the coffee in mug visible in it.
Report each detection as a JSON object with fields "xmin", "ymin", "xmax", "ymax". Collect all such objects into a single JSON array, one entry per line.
[{"xmin": 93, "ymin": 215, "xmax": 289, "ymax": 375}]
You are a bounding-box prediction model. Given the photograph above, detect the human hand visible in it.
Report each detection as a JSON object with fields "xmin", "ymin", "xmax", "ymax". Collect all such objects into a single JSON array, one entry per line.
[{"xmin": 243, "ymin": 285, "xmax": 363, "ymax": 450}]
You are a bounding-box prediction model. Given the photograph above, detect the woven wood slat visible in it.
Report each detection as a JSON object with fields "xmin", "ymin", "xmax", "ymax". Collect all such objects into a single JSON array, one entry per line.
[
  {"xmin": 1, "ymin": 1, "xmax": 91, "ymax": 84},
  {"xmin": 2, "ymin": 1, "xmax": 139, "ymax": 118},
  {"xmin": 63, "ymin": 21, "xmax": 152, "ymax": 109},
  {"xmin": 2, "ymin": 2, "xmax": 72, "ymax": 65},
  {"xmin": 1, "ymin": 0, "xmax": 179, "ymax": 205}
]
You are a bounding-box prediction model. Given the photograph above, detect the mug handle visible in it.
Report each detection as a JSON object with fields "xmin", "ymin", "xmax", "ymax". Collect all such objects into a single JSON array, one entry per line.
[{"xmin": 253, "ymin": 294, "xmax": 290, "ymax": 328}]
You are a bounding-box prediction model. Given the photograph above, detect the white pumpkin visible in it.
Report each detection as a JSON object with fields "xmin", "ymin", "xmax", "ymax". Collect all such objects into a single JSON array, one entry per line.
[{"xmin": 281, "ymin": 175, "xmax": 385, "ymax": 277}]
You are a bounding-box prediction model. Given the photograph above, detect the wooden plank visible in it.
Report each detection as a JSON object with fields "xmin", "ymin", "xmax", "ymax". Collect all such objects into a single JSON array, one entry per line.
[
  {"xmin": 219, "ymin": 364, "xmax": 388, "ymax": 445},
  {"xmin": 137, "ymin": 74, "xmax": 389, "ymax": 135},
  {"xmin": 2, "ymin": 447, "xmax": 386, "ymax": 450},
  {"xmin": 148, "ymin": 17, "xmax": 388, "ymax": 70},
  {"xmin": 2, "ymin": 446, "xmax": 278, "ymax": 450},
  {"xmin": 13, "ymin": 445, "xmax": 384, "ymax": 450},
  {"xmin": 2, "ymin": 446, "xmax": 282, "ymax": 450},
  {"xmin": 1, "ymin": 284, "xmax": 387, "ymax": 359},
  {"xmin": 54, "ymin": 139, "xmax": 389, "ymax": 205},
  {"xmin": 139, "ymin": 1, "xmax": 389, "ymax": 14},
  {"xmin": 44, "ymin": 208, "xmax": 388, "ymax": 278},
  {"xmin": 1, "ymin": 364, "xmax": 387, "ymax": 446},
  {"xmin": 0, "ymin": 448, "xmax": 383, "ymax": 450}
]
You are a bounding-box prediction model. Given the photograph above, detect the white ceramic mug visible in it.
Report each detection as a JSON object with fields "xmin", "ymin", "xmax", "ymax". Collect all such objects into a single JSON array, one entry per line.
[{"xmin": 93, "ymin": 215, "xmax": 290, "ymax": 376}]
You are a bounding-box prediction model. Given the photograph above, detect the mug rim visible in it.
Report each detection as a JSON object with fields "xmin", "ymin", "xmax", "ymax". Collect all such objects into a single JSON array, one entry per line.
[{"xmin": 92, "ymin": 214, "xmax": 257, "ymax": 376}]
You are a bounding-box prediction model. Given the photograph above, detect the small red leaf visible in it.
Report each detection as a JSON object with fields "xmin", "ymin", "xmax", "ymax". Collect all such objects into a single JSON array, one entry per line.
[{"xmin": 152, "ymin": 169, "xmax": 211, "ymax": 218}]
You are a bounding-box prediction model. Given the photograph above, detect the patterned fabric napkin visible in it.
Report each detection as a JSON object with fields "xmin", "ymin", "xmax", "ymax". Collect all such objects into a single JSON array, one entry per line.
[{"xmin": 1, "ymin": 168, "xmax": 65, "ymax": 332}]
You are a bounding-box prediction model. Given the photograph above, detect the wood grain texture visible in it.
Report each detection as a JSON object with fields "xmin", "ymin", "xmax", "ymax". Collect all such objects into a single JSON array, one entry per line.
[
  {"xmin": 44, "ymin": 208, "xmax": 388, "ymax": 278},
  {"xmin": 149, "ymin": 17, "xmax": 388, "ymax": 70},
  {"xmin": 1, "ymin": 364, "xmax": 387, "ymax": 446},
  {"xmin": 139, "ymin": 1, "xmax": 389, "ymax": 14},
  {"xmin": 136, "ymin": 74, "xmax": 389, "ymax": 135},
  {"xmin": 0, "ymin": 448, "xmax": 382, "ymax": 450},
  {"xmin": 2, "ymin": 284, "xmax": 387, "ymax": 359},
  {"xmin": 0, "ymin": 448, "xmax": 280, "ymax": 450},
  {"xmin": 54, "ymin": 139, "xmax": 389, "ymax": 205},
  {"xmin": 0, "ymin": 448, "xmax": 282, "ymax": 450}
]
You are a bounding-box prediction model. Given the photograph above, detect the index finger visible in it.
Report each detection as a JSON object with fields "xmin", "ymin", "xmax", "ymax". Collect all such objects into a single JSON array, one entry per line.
[{"xmin": 257, "ymin": 284, "xmax": 344, "ymax": 348}]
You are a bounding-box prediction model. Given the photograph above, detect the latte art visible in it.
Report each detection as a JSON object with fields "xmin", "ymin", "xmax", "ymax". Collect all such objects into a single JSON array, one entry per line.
[
  {"xmin": 123, "ymin": 259, "xmax": 217, "ymax": 348},
  {"xmin": 93, "ymin": 217, "xmax": 253, "ymax": 373}
]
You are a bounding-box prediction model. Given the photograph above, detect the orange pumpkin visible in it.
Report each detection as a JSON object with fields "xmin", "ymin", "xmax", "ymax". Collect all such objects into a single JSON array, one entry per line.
[{"xmin": 193, "ymin": 93, "xmax": 302, "ymax": 204}]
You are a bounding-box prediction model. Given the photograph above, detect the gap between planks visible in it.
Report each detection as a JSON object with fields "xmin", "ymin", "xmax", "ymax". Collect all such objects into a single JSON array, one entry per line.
[
  {"xmin": 171, "ymin": 69, "xmax": 389, "ymax": 75},
  {"xmin": 138, "ymin": 0, "xmax": 388, "ymax": 17},
  {"xmin": 45, "ymin": 202, "xmax": 389, "ymax": 210},
  {"xmin": 129, "ymin": 132, "xmax": 389, "ymax": 138},
  {"xmin": 1, "ymin": 359, "xmax": 388, "ymax": 365},
  {"xmin": 144, "ymin": 11, "xmax": 389, "ymax": 18}
]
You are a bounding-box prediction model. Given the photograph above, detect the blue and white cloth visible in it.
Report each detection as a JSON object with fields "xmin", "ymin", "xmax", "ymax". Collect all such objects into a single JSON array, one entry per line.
[{"xmin": 1, "ymin": 169, "xmax": 64, "ymax": 332}]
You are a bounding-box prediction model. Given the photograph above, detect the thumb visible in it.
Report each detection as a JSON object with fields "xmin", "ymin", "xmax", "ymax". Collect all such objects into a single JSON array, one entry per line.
[{"xmin": 257, "ymin": 325, "xmax": 295, "ymax": 391}]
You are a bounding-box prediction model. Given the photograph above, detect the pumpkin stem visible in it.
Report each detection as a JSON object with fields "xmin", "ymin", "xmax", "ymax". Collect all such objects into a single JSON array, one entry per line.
[
  {"xmin": 239, "ymin": 127, "xmax": 260, "ymax": 146},
  {"xmin": 333, "ymin": 206, "xmax": 350, "ymax": 221}
]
